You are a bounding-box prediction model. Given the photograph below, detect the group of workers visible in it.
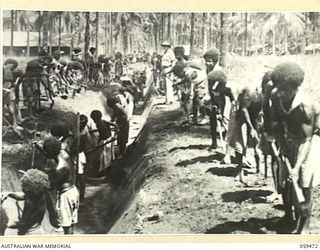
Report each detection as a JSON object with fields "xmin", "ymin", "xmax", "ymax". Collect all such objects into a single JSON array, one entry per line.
[
  {"xmin": 2, "ymin": 40, "xmax": 320, "ymax": 235},
  {"xmin": 154, "ymin": 41, "xmax": 320, "ymax": 234}
]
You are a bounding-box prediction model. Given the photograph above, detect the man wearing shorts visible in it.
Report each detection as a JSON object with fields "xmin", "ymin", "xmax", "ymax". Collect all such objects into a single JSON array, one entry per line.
[{"xmin": 270, "ymin": 62, "xmax": 320, "ymax": 234}]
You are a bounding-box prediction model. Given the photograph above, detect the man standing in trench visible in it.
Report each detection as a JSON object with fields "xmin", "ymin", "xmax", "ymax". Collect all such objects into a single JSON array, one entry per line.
[{"xmin": 160, "ymin": 41, "xmax": 176, "ymax": 104}]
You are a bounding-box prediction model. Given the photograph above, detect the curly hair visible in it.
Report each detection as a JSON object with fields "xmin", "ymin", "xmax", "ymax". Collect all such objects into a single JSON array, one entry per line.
[
  {"xmin": 90, "ymin": 110, "xmax": 102, "ymax": 121},
  {"xmin": 203, "ymin": 48, "xmax": 219, "ymax": 62},
  {"xmin": 174, "ymin": 46, "xmax": 185, "ymax": 57},
  {"xmin": 208, "ymin": 70, "xmax": 227, "ymax": 85},
  {"xmin": 21, "ymin": 169, "xmax": 50, "ymax": 197},
  {"xmin": 50, "ymin": 122, "xmax": 70, "ymax": 138},
  {"xmin": 4, "ymin": 58, "xmax": 18, "ymax": 69},
  {"xmin": 171, "ymin": 63, "xmax": 185, "ymax": 77},
  {"xmin": 271, "ymin": 62, "xmax": 304, "ymax": 90},
  {"xmin": 43, "ymin": 137, "xmax": 62, "ymax": 158},
  {"xmin": 68, "ymin": 61, "xmax": 84, "ymax": 71},
  {"xmin": 80, "ymin": 114, "xmax": 88, "ymax": 130}
]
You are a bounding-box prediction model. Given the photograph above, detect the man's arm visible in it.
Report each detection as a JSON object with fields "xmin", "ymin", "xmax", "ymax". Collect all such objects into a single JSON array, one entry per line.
[
  {"xmin": 2, "ymin": 192, "xmax": 25, "ymax": 201},
  {"xmin": 291, "ymin": 103, "xmax": 315, "ymax": 179},
  {"xmin": 224, "ymin": 87, "xmax": 235, "ymax": 102}
]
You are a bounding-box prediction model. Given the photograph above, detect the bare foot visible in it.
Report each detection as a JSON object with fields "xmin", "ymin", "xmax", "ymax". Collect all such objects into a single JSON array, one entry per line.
[{"xmin": 265, "ymin": 192, "xmax": 282, "ymax": 203}]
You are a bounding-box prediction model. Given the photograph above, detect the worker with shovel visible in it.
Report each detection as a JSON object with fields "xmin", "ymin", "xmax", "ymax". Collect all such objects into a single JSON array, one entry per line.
[{"xmin": 270, "ymin": 62, "xmax": 320, "ymax": 234}]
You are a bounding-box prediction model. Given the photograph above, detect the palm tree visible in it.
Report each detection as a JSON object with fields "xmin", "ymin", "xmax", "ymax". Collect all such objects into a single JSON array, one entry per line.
[
  {"xmin": 95, "ymin": 12, "xmax": 99, "ymax": 55},
  {"xmin": 220, "ymin": 13, "xmax": 228, "ymax": 68},
  {"xmin": 309, "ymin": 12, "xmax": 320, "ymax": 53},
  {"xmin": 161, "ymin": 13, "xmax": 165, "ymax": 42},
  {"xmin": 263, "ymin": 12, "xmax": 304, "ymax": 55},
  {"xmin": 202, "ymin": 13, "xmax": 208, "ymax": 52},
  {"xmin": 42, "ymin": 11, "xmax": 49, "ymax": 52},
  {"xmin": 110, "ymin": 13, "xmax": 113, "ymax": 54},
  {"xmin": 10, "ymin": 10, "xmax": 14, "ymax": 55},
  {"xmin": 84, "ymin": 12, "xmax": 90, "ymax": 57},
  {"xmin": 58, "ymin": 12, "xmax": 62, "ymax": 51},
  {"xmin": 190, "ymin": 13, "xmax": 195, "ymax": 55},
  {"xmin": 167, "ymin": 13, "xmax": 171, "ymax": 42},
  {"xmin": 244, "ymin": 13, "xmax": 248, "ymax": 56}
]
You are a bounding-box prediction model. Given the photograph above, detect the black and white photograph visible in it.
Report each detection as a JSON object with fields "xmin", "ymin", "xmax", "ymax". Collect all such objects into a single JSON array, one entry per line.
[{"xmin": 1, "ymin": 9, "xmax": 320, "ymax": 236}]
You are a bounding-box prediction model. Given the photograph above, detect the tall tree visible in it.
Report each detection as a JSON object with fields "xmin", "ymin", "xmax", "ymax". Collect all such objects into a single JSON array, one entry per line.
[
  {"xmin": 84, "ymin": 12, "xmax": 90, "ymax": 57},
  {"xmin": 244, "ymin": 13, "xmax": 248, "ymax": 56},
  {"xmin": 42, "ymin": 11, "xmax": 49, "ymax": 52},
  {"xmin": 167, "ymin": 13, "xmax": 171, "ymax": 42},
  {"xmin": 95, "ymin": 12, "xmax": 99, "ymax": 55},
  {"xmin": 202, "ymin": 13, "xmax": 208, "ymax": 52},
  {"xmin": 58, "ymin": 12, "xmax": 62, "ymax": 51},
  {"xmin": 190, "ymin": 13, "xmax": 195, "ymax": 55},
  {"xmin": 161, "ymin": 13, "xmax": 165, "ymax": 42},
  {"xmin": 110, "ymin": 13, "xmax": 113, "ymax": 54},
  {"xmin": 219, "ymin": 13, "xmax": 228, "ymax": 68},
  {"xmin": 10, "ymin": 10, "xmax": 14, "ymax": 55}
]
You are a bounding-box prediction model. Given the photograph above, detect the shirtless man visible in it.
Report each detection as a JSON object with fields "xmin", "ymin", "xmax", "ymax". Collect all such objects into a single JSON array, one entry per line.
[
  {"xmin": 41, "ymin": 137, "xmax": 79, "ymax": 234},
  {"xmin": 270, "ymin": 62, "xmax": 320, "ymax": 234},
  {"xmin": 1, "ymin": 169, "xmax": 53, "ymax": 235},
  {"xmin": 3, "ymin": 59, "xmax": 22, "ymax": 130}
]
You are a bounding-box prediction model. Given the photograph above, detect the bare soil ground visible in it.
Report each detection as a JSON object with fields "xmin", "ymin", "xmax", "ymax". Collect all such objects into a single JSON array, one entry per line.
[
  {"xmin": 2, "ymin": 56, "xmax": 320, "ymax": 235},
  {"xmin": 110, "ymin": 97, "xmax": 320, "ymax": 235}
]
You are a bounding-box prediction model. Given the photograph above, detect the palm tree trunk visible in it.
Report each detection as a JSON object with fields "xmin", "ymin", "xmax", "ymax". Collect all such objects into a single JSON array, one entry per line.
[
  {"xmin": 10, "ymin": 10, "xmax": 14, "ymax": 55},
  {"xmin": 219, "ymin": 13, "xmax": 228, "ymax": 68},
  {"xmin": 58, "ymin": 12, "xmax": 62, "ymax": 51},
  {"xmin": 84, "ymin": 12, "xmax": 90, "ymax": 57},
  {"xmin": 272, "ymin": 27, "xmax": 276, "ymax": 55},
  {"xmin": 38, "ymin": 11, "xmax": 42, "ymax": 52},
  {"xmin": 303, "ymin": 12, "xmax": 308, "ymax": 54},
  {"xmin": 27, "ymin": 19, "xmax": 30, "ymax": 57},
  {"xmin": 190, "ymin": 13, "xmax": 195, "ymax": 55},
  {"xmin": 70, "ymin": 22, "xmax": 74, "ymax": 56},
  {"xmin": 154, "ymin": 23, "xmax": 158, "ymax": 52},
  {"xmin": 95, "ymin": 12, "xmax": 99, "ymax": 56},
  {"xmin": 161, "ymin": 13, "xmax": 165, "ymax": 42},
  {"xmin": 14, "ymin": 10, "xmax": 18, "ymax": 31},
  {"xmin": 110, "ymin": 13, "xmax": 113, "ymax": 54},
  {"xmin": 244, "ymin": 13, "xmax": 248, "ymax": 56},
  {"xmin": 167, "ymin": 13, "xmax": 171, "ymax": 42},
  {"xmin": 202, "ymin": 13, "xmax": 208, "ymax": 52},
  {"xmin": 49, "ymin": 15, "xmax": 53, "ymax": 54},
  {"xmin": 209, "ymin": 15, "xmax": 212, "ymax": 48},
  {"xmin": 42, "ymin": 11, "xmax": 49, "ymax": 52},
  {"xmin": 283, "ymin": 27, "xmax": 288, "ymax": 54}
]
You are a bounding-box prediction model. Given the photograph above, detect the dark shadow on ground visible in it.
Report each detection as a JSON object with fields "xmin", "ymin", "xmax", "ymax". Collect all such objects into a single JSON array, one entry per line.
[
  {"xmin": 205, "ymin": 166, "xmax": 237, "ymax": 177},
  {"xmin": 175, "ymin": 152, "xmax": 224, "ymax": 167},
  {"xmin": 169, "ymin": 144, "xmax": 209, "ymax": 153},
  {"xmin": 150, "ymin": 109, "xmax": 210, "ymax": 137},
  {"xmin": 221, "ymin": 190, "xmax": 273, "ymax": 203},
  {"xmin": 273, "ymin": 204, "xmax": 284, "ymax": 211},
  {"xmin": 205, "ymin": 216, "xmax": 282, "ymax": 234}
]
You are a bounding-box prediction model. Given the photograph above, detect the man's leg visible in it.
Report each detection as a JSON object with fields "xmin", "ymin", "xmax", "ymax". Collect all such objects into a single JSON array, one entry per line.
[
  {"xmin": 209, "ymin": 107, "xmax": 218, "ymax": 148},
  {"xmin": 279, "ymin": 180, "xmax": 297, "ymax": 232},
  {"xmin": 8, "ymin": 100, "xmax": 19, "ymax": 128},
  {"xmin": 192, "ymin": 96, "xmax": 199, "ymax": 124},
  {"xmin": 77, "ymin": 174, "xmax": 86, "ymax": 205},
  {"xmin": 296, "ymin": 188, "xmax": 314, "ymax": 234},
  {"xmin": 63, "ymin": 226, "xmax": 73, "ymax": 235},
  {"xmin": 234, "ymin": 151, "xmax": 245, "ymax": 183}
]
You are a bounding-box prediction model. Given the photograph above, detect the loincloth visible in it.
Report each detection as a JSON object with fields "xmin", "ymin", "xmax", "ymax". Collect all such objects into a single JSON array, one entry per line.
[{"xmin": 300, "ymin": 135, "xmax": 320, "ymax": 188}]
